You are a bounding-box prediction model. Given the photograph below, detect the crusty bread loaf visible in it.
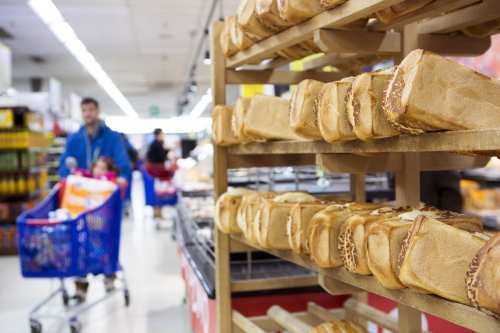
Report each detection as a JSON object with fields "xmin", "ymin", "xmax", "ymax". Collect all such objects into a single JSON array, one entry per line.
[
  {"xmin": 212, "ymin": 105, "xmax": 240, "ymax": 146},
  {"xmin": 230, "ymin": 16, "xmax": 254, "ymax": 51},
  {"xmin": 236, "ymin": 191, "xmax": 259, "ymax": 236},
  {"xmin": 277, "ymin": 0, "xmax": 325, "ymax": 24},
  {"xmin": 375, "ymin": 0, "xmax": 434, "ymax": 24},
  {"xmin": 462, "ymin": 18, "xmax": 500, "ymax": 38},
  {"xmin": 309, "ymin": 320, "xmax": 368, "ymax": 333},
  {"xmin": 398, "ymin": 215, "xmax": 488, "ymax": 304},
  {"xmin": 466, "ymin": 233, "xmax": 500, "ymax": 319},
  {"xmin": 232, "ymin": 97, "xmax": 253, "ymax": 143},
  {"xmin": 237, "ymin": 0, "xmax": 272, "ymax": 41},
  {"xmin": 319, "ymin": 0, "xmax": 347, "ymax": 10},
  {"xmin": 383, "ymin": 49, "xmax": 500, "ymax": 135},
  {"xmin": 256, "ymin": 0, "xmax": 294, "ymax": 33},
  {"xmin": 290, "ymin": 79, "xmax": 326, "ymax": 140},
  {"xmin": 214, "ymin": 189, "xmax": 248, "ymax": 233},
  {"xmin": 315, "ymin": 77, "xmax": 357, "ymax": 143},
  {"xmin": 346, "ymin": 67, "xmax": 400, "ymax": 142},
  {"xmin": 397, "ymin": 207, "xmax": 483, "ymax": 233},
  {"xmin": 221, "ymin": 16, "xmax": 239, "ymax": 57},
  {"xmin": 242, "ymin": 192, "xmax": 280, "ymax": 244},
  {"xmin": 257, "ymin": 193, "xmax": 317, "ymax": 249},
  {"xmin": 287, "ymin": 202, "xmax": 333, "ymax": 254},
  {"xmin": 244, "ymin": 94, "xmax": 304, "ymax": 141},
  {"xmin": 308, "ymin": 203, "xmax": 385, "ymax": 268}
]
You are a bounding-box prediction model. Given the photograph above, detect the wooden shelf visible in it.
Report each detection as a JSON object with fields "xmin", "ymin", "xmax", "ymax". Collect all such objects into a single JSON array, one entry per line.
[
  {"xmin": 228, "ymin": 129, "xmax": 500, "ymax": 155},
  {"xmin": 0, "ymin": 248, "xmax": 18, "ymax": 256},
  {"xmin": 230, "ymin": 234, "xmax": 500, "ymax": 333}
]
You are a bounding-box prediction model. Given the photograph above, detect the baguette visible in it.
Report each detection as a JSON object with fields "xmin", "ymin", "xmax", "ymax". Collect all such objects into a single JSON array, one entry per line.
[
  {"xmin": 244, "ymin": 94, "xmax": 304, "ymax": 141},
  {"xmin": 214, "ymin": 189, "xmax": 249, "ymax": 233},
  {"xmin": 375, "ymin": 0, "xmax": 434, "ymax": 24},
  {"xmin": 256, "ymin": 0, "xmax": 294, "ymax": 33},
  {"xmin": 315, "ymin": 77, "xmax": 357, "ymax": 143},
  {"xmin": 237, "ymin": 0, "xmax": 272, "ymax": 41},
  {"xmin": 232, "ymin": 97, "xmax": 253, "ymax": 143},
  {"xmin": 212, "ymin": 105, "xmax": 240, "ymax": 146},
  {"xmin": 287, "ymin": 202, "xmax": 334, "ymax": 254},
  {"xmin": 221, "ymin": 16, "xmax": 239, "ymax": 57},
  {"xmin": 466, "ymin": 233, "xmax": 500, "ymax": 319},
  {"xmin": 398, "ymin": 215, "xmax": 488, "ymax": 304},
  {"xmin": 346, "ymin": 67, "xmax": 400, "ymax": 142},
  {"xmin": 383, "ymin": 49, "xmax": 500, "ymax": 135},
  {"xmin": 277, "ymin": 0, "xmax": 325, "ymax": 24},
  {"xmin": 290, "ymin": 79, "xmax": 326, "ymax": 140},
  {"xmin": 309, "ymin": 320, "xmax": 368, "ymax": 333}
]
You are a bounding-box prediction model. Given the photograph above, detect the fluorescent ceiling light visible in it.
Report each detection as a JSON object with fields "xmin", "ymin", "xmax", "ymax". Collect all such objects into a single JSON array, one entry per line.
[
  {"xmin": 27, "ymin": 0, "xmax": 138, "ymax": 118},
  {"xmin": 105, "ymin": 116, "xmax": 212, "ymax": 134},
  {"xmin": 189, "ymin": 88, "xmax": 213, "ymax": 118}
]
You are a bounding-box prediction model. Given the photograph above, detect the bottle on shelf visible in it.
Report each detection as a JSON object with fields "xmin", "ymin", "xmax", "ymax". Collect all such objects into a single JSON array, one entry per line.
[
  {"xmin": 7, "ymin": 176, "xmax": 16, "ymax": 195},
  {"xmin": 17, "ymin": 176, "xmax": 26, "ymax": 194}
]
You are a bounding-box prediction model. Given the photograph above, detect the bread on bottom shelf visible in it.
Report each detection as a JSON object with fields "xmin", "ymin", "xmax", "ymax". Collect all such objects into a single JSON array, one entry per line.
[
  {"xmin": 214, "ymin": 189, "xmax": 248, "ymax": 234},
  {"xmin": 237, "ymin": 0, "xmax": 272, "ymax": 41},
  {"xmin": 398, "ymin": 215, "xmax": 488, "ymax": 304},
  {"xmin": 243, "ymin": 94, "xmax": 304, "ymax": 141},
  {"xmin": 277, "ymin": 0, "xmax": 325, "ymax": 24},
  {"xmin": 466, "ymin": 233, "xmax": 500, "ymax": 319},
  {"xmin": 221, "ymin": 16, "xmax": 239, "ymax": 57},
  {"xmin": 212, "ymin": 105, "xmax": 240, "ymax": 146},
  {"xmin": 256, "ymin": 0, "xmax": 294, "ymax": 33},
  {"xmin": 315, "ymin": 77, "xmax": 357, "ymax": 143},
  {"xmin": 375, "ymin": 0, "xmax": 434, "ymax": 24},
  {"xmin": 310, "ymin": 320, "xmax": 368, "ymax": 333},
  {"xmin": 287, "ymin": 202, "xmax": 333, "ymax": 254},
  {"xmin": 345, "ymin": 67, "xmax": 400, "ymax": 142},
  {"xmin": 232, "ymin": 97, "xmax": 253, "ymax": 143},
  {"xmin": 383, "ymin": 49, "xmax": 500, "ymax": 135},
  {"xmin": 290, "ymin": 79, "xmax": 325, "ymax": 140}
]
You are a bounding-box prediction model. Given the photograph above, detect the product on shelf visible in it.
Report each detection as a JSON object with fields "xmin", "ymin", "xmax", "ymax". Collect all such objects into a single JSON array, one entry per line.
[
  {"xmin": 383, "ymin": 49, "xmax": 500, "ymax": 135},
  {"xmin": 243, "ymin": 94, "xmax": 303, "ymax": 141},
  {"xmin": 289, "ymin": 79, "xmax": 325, "ymax": 140},
  {"xmin": 315, "ymin": 77, "xmax": 357, "ymax": 143},
  {"xmin": 0, "ymin": 226, "xmax": 17, "ymax": 250},
  {"xmin": 214, "ymin": 188, "xmax": 248, "ymax": 234},
  {"xmin": 277, "ymin": 0, "xmax": 325, "ymax": 24},
  {"xmin": 230, "ymin": 15, "xmax": 254, "ymax": 51},
  {"xmin": 237, "ymin": 0, "xmax": 272, "ymax": 41},
  {"xmin": 256, "ymin": 0, "xmax": 293, "ymax": 33},
  {"xmin": 462, "ymin": 18, "xmax": 500, "ymax": 38},
  {"xmin": 232, "ymin": 97, "xmax": 253, "ymax": 143},
  {"xmin": 237, "ymin": 191, "xmax": 280, "ymax": 243},
  {"xmin": 319, "ymin": 0, "xmax": 347, "ymax": 10},
  {"xmin": 345, "ymin": 67, "xmax": 400, "ymax": 142},
  {"xmin": 398, "ymin": 215, "xmax": 489, "ymax": 305},
  {"xmin": 310, "ymin": 320, "xmax": 367, "ymax": 333},
  {"xmin": 221, "ymin": 16, "xmax": 239, "ymax": 57},
  {"xmin": 466, "ymin": 233, "xmax": 500, "ymax": 319},
  {"xmin": 254, "ymin": 192, "xmax": 317, "ymax": 249},
  {"xmin": 212, "ymin": 105, "xmax": 240, "ymax": 147},
  {"xmin": 375, "ymin": 0, "xmax": 434, "ymax": 24},
  {"xmin": 287, "ymin": 201, "xmax": 334, "ymax": 254}
]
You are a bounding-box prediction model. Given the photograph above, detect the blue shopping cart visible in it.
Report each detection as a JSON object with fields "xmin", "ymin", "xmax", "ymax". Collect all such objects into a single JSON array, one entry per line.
[{"xmin": 17, "ymin": 182, "xmax": 129, "ymax": 333}]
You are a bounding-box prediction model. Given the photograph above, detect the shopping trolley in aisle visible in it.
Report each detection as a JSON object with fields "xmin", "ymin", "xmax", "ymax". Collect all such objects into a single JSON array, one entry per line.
[
  {"xmin": 140, "ymin": 164, "xmax": 178, "ymax": 230},
  {"xmin": 17, "ymin": 182, "xmax": 130, "ymax": 333}
]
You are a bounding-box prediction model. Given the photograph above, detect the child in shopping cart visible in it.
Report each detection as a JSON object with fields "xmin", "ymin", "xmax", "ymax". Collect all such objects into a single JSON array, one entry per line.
[{"xmin": 73, "ymin": 156, "xmax": 121, "ymax": 303}]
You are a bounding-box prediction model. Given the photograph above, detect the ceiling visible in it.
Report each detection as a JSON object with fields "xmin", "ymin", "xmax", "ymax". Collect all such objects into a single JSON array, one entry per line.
[{"xmin": 0, "ymin": 0, "xmax": 239, "ymax": 118}]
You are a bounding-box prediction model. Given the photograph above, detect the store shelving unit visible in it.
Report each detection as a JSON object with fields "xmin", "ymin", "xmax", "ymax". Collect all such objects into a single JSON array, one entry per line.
[{"xmin": 211, "ymin": 1, "xmax": 500, "ymax": 332}]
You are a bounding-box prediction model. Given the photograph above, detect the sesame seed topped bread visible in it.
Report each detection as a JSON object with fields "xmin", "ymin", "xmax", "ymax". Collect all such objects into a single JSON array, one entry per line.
[
  {"xmin": 398, "ymin": 215, "xmax": 489, "ymax": 304},
  {"xmin": 383, "ymin": 49, "xmax": 500, "ymax": 135},
  {"xmin": 277, "ymin": 0, "xmax": 325, "ymax": 24},
  {"xmin": 290, "ymin": 79, "xmax": 326, "ymax": 140},
  {"xmin": 466, "ymin": 232, "xmax": 500, "ymax": 319},
  {"xmin": 212, "ymin": 105, "xmax": 240, "ymax": 146}
]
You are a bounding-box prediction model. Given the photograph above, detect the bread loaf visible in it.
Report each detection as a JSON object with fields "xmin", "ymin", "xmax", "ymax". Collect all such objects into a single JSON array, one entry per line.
[
  {"xmin": 214, "ymin": 189, "xmax": 248, "ymax": 233},
  {"xmin": 346, "ymin": 67, "xmax": 400, "ymax": 142},
  {"xmin": 277, "ymin": 0, "xmax": 325, "ymax": 24},
  {"xmin": 257, "ymin": 193, "xmax": 317, "ymax": 249},
  {"xmin": 221, "ymin": 17, "xmax": 239, "ymax": 57},
  {"xmin": 315, "ymin": 77, "xmax": 357, "ymax": 143},
  {"xmin": 241, "ymin": 192, "xmax": 279, "ymax": 244},
  {"xmin": 236, "ymin": 191, "xmax": 259, "ymax": 236},
  {"xmin": 466, "ymin": 233, "xmax": 500, "ymax": 319},
  {"xmin": 398, "ymin": 215, "xmax": 488, "ymax": 304},
  {"xmin": 309, "ymin": 320, "xmax": 368, "ymax": 333},
  {"xmin": 319, "ymin": 0, "xmax": 347, "ymax": 10},
  {"xmin": 244, "ymin": 94, "xmax": 304, "ymax": 141},
  {"xmin": 383, "ymin": 49, "xmax": 500, "ymax": 135},
  {"xmin": 256, "ymin": 0, "xmax": 294, "ymax": 33},
  {"xmin": 335, "ymin": 54, "xmax": 392, "ymax": 72},
  {"xmin": 232, "ymin": 97, "xmax": 253, "ymax": 143},
  {"xmin": 277, "ymin": 45, "xmax": 313, "ymax": 60},
  {"xmin": 375, "ymin": 0, "xmax": 434, "ymax": 24},
  {"xmin": 237, "ymin": 0, "xmax": 272, "ymax": 41},
  {"xmin": 212, "ymin": 105, "xmax": 240, "ymax": 146},
  {"xmin": 290, "ymin": 79, "xmax": 326, "ymax": 140},
  {"xmin": 308, "ymin": 203, "xmax": 385, "ymax": 268},
  {"xmin": 462, "ymin": 18, "xmax": 500, "ymax": 38},
  {"xmin": 230, "ymin": 16, "xmax": 254, "ymax": 50},
  {"xmin": 287, "ymin": 202, "xmax": 333, "ymax": 254}
]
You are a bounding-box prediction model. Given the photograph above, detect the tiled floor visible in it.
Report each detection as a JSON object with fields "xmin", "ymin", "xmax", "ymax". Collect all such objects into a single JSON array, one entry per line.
[{"xmin": 0, "ymin": 173, "xmax": 192, "ymax": 333}]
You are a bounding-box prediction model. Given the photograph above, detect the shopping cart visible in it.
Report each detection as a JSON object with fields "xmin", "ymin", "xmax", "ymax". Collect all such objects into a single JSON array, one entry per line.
[
  {"xmin": 16, "ymin": 182, "xmax": 129, "ymax": 333},
  {"xmin": 140, "ymin": 164, "xmax": 178, "ymax": 230}
]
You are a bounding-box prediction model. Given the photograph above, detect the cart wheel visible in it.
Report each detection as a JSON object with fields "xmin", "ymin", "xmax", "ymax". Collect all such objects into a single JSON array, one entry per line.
[
  {"xmin": 30, "ymin": 320, "xmax": 42, "ymax": 333},
  {"xmin": 62, "ymin": 291, "xmax": 69, "ymax": 306},
  {"xmin": 70, "ymin": 321, "xmax": 81, "ymax": 333}
]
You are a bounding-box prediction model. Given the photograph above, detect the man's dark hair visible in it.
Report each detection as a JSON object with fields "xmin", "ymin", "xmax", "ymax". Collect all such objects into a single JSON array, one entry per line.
[
  {"xmin": 153, "ymin": 128, "xmax": 163, "ymax": 136},
  {"xmin": 81, "ymin": 97, "xmax": 99, "ymax": 108}
]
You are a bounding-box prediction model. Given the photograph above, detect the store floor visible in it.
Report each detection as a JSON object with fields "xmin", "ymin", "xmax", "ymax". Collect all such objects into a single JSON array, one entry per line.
[{"xmin": 0, "ymin": 172, "xmax": 192, "ymax": 333}]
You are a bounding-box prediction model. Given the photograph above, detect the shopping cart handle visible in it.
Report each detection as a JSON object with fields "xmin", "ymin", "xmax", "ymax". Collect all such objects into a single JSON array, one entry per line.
[{"xmin": 27, "ymin": 219, "xmax": 63, "ymax": 226}]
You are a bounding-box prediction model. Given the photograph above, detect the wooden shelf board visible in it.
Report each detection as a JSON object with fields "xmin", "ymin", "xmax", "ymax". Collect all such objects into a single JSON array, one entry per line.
[
  {"xmin": 228, "ymin": 129, "xmax": 500, "ymax": 155},
  {"xmin": 230, "ymin": 234, "xmax": 500, "ymax": 333},
  {"xmin": 0, "ymin": 248, "xmax": 18, "ymax": 256}
]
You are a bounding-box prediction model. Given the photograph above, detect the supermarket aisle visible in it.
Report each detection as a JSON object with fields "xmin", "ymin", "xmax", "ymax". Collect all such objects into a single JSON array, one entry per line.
[{"xmin": 0, "ymin": 172, "xmax": 191, "ymax": 333}]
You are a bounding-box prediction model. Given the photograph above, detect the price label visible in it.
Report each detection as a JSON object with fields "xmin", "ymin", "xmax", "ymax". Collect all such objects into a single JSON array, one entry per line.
[{"xmin": 0, "ymin": 109, "xmax": 13, "ymax": 128}]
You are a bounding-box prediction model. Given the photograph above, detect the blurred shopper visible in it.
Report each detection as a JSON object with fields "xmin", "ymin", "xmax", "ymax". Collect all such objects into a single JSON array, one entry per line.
[
  {"xmin": 59, "ymin": 97, "xmax": 131, "ymax": 185},
  {"xmin": 147, "ymin": 128, "xmax": 169, "ymax": 164},
  {"xmin": 120, "ymin": 133, "xmax": 138, "ymax": 170}
]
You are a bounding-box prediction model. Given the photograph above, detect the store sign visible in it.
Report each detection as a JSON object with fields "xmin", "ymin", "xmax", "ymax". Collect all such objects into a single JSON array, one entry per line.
[
  {"xmin": 149, "ymin": 105, "xmax": 160, "ymax": 117},
  {"xmin": 0, "ymin": 42, "xmax": 11, "ymax": 93}
]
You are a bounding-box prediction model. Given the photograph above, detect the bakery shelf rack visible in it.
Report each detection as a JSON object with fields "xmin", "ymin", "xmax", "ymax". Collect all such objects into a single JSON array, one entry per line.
[{"xmin": 211, "ymin": 1, "xmax": 500, "ymax": 332}]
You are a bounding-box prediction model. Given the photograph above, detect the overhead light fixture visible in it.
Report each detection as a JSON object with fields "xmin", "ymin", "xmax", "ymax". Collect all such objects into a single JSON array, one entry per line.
[
  {"xmin": 105, "ymin": 116, "xmax": 212, "ymax": 134},
  {"xmin": 189, "ymin": 81, "xmax": 198, "ymax": 92},
  {"xmin": 189, "ymin": 88, "xmax": 212, "ymax": 118},
  {"xmin": 27, "ymin": 0, "xmax": 139, "ymax": 118},
  {"xmin": 203, "ymin": 51, "xmax": 211, "ymax": 65}
]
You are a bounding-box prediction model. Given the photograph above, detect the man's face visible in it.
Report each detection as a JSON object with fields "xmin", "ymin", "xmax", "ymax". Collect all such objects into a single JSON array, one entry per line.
[
  {"xmin": 157, "ymin": 132, "xmax": 164, "ymax": 141},
  {"xmin": 81, "ymin": 102, "xmax": 100, "ymax": 126}
]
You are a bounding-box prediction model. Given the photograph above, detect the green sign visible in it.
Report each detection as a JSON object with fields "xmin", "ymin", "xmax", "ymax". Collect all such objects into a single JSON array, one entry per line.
[{"xmin": 149, "ymin": 105, "xmax": 160, "ymax": 117}]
